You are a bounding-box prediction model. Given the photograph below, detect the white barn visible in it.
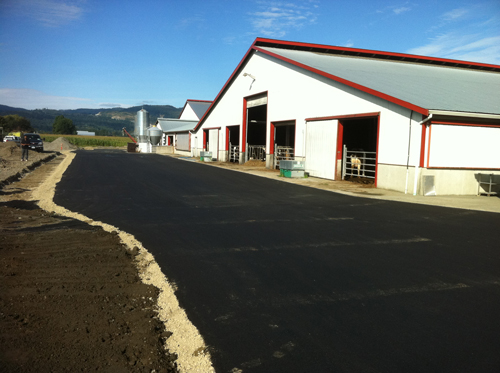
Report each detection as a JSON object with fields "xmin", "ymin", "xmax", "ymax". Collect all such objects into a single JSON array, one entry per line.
[
  {"xmin": 191, "ymin": 38, "xmax": 500, "ymax": 196},
  {"xmin": 157, "ymin": 99, "xmax": 212, "ymax": 154}
]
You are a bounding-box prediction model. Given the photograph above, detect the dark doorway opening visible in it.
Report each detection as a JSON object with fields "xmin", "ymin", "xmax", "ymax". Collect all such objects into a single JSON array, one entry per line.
[
  {"xmin": 272, "ymin": 121, "xmax": 296, "ymax": 168},
  {"xmin": 246, "ymin": 104, "xmax": 267, "ymax": 161},
  {"xmin": 227, "ymin": 125, "xmax": 240, "ymax": 163},
  {"xmin": 339, "ymin": 117, "xmax": 378, "ymax": 184}
]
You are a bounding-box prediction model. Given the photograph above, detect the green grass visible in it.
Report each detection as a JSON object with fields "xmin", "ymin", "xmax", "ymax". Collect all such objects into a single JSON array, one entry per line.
[{"xmin": 42, "ymin": 134, "xmax": 131, "ymax": 147}]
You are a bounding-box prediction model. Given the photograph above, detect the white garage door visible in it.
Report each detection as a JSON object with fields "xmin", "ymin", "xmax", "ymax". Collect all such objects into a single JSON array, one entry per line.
[
  {"xmin": 305, "ymin": 120, "xmax": 338, "ymax": 180},
  {"xmin": 176, "ymin": 133, "xmax": 190, "ymax": 151},
  {"xmin": 208, "ymin": 129, "xmax": 219, "ymax": 160}
]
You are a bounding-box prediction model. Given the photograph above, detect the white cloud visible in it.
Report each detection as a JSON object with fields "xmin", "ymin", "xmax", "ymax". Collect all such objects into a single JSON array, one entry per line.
[
  {"xmin": 442, "ymin": 8, "xmax": 468, "ymax": 21},
  {"xmin": 0, "ymin": 0, "xmax": 86, "ymax": 27},
  {"xmin": 407, "ymin": 34, "xmax": 500, "ymax": 64},
  {"xmin": 376, "ymin": 3, "xmax": 413, "ymax": 16},
  {"xmin": 408, "ymin": 7, "xmax": 500, "ymax": 64},
  {"xmin": 0, "ymin": 88, "xmax": 98, "ymax": 110},
  {"xmin": 393, "ymin": 7, "xmax": 411, "ymax": 15},
  {"xmin": 249, "ymin": 1, "xmax": 318, "ymax": 38}
]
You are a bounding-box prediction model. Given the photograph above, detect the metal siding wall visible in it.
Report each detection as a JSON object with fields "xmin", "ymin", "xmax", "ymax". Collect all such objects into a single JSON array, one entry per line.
[
  {"xmin": 176, "ymin": 133, "xmax": 190, "ymax": 151},
  {"xmin": 429, "ymin": 124, "xmax": 500, "ymax": 168},
  {"xmin": 305, "ymin": 120, "xmax": 338, "ymax": 179}
]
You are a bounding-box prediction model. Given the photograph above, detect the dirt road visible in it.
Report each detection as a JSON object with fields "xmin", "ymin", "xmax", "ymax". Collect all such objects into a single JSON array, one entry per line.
[{"xmin": 0, "ymin": 147, "xmax": 179, "ymax": 372}]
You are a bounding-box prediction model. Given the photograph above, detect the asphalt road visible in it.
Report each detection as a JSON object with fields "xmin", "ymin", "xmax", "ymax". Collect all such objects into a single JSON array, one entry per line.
[{"xmin": 54, "ymin": 150, "xmax": 500, "ymax": 373}]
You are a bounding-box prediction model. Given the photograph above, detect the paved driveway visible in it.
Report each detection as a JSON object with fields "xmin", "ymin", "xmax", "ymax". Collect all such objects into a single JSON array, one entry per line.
[{"xmin": 55, "ymin": 150, "xmax": 500, "ymax": 372}]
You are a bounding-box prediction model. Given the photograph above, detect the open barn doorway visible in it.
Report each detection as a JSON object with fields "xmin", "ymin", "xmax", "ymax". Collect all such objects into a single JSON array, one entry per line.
[
  {"xmin": 226, "ymin": 125, "xmax": 240, "ymax": 162},
  {"xmin": 270, "ymin": 120, "xmax": 296, "ymax": 168},
  {"xmin": 245, "ymin": 94, "xmax": 267, "ymax": 162},
  {"xmin": 337, "ymin": 116, "xmax": 379, "ymax": 184}
]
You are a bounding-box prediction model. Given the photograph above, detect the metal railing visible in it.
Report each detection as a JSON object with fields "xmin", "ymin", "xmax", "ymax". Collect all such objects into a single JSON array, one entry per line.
[
  {"xmin": 274, "ymin": 145, "xmax": 294, "ymax": 169},
  {"xmin": 229, "ymin": 143, "xmax": 239, "ymax": 162},
  {"xmin": 342, "ymin": 145, "xmax": 376, "ymax": 179},
  {"xmin": 248, "ymin": 145, "xmax": 266, "ymax": 161}
]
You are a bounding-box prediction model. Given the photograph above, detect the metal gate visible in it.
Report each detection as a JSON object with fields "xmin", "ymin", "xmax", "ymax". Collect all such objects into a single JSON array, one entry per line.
[
  {"xmin": 342, "ymin": 145, "xmax": 376, "ymax": 179},
  {"xmin": 274, "ymin": 145, "xmax": 294, "ymax": 169},
  {"xmin": 247, "ymin": 145, "xmax": 266, "ymax": 161},
  {"xmin": 229, "ymin": 143, "xmax": 239, "ymax": 162}
]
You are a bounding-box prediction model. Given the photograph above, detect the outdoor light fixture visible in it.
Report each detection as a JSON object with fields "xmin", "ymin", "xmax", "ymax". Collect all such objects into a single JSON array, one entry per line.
[{"xmin": 243, "ymin": 73, "xmax": 256, "ymax": 90}]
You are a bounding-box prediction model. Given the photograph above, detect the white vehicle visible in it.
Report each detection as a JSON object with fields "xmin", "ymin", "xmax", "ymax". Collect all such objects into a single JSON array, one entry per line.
[{"xmin": 3, "ymin": 135, "xmax": 21, "ymax": 144}]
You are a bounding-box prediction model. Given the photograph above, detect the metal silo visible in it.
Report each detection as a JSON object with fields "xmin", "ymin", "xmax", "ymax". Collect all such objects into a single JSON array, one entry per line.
[
  {"xmin": 148, "ymin": 126, "xmax": 162, "ymax": 146},
  {"xmin": 135, "ymin": 109, "xmax": 150, "ymax": 142}
]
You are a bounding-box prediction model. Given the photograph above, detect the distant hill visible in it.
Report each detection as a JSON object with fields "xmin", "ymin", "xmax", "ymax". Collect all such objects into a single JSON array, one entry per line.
[{"xmin": 0, "ymin": 104, "xmax": 183, "ymax": 136}]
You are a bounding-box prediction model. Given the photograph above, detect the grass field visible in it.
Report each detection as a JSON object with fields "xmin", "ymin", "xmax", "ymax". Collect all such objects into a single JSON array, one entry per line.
[{"xmin": 42, "ymin": 134, "xmax": 131, "ymax": 147}]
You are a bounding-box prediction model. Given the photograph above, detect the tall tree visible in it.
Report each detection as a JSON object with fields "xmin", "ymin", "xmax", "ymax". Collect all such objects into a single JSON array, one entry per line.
[
  {"xmin": 52, "ymin": 115, "xmax": 76, "ymax": 135},
  {"xmin": 0, "ymin": 115, "xmax": 34, "ymax": 133}
]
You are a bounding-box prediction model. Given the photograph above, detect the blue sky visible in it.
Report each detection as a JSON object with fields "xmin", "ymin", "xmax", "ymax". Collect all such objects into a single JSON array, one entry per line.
[{"xmin": 0, "ymin": 0, "xmax": 499, "ymax": 110}]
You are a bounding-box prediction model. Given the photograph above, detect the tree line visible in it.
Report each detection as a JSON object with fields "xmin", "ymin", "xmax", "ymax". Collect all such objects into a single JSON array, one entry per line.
[
  {"xmin": 0, "ymin": 114, "xmax": 76, "ymax": 135},
  {"xmin": 0, "ymin": 104, "xmax": 183, "ymax": 136}
]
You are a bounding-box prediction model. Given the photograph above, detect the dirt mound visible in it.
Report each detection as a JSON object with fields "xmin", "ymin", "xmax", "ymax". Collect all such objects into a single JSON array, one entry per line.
[
  {"xmin": 0, "ymin": 141, "xmax": 19, "ymax": 159},
  {"xmin": 44, "ymin": 137, "xmax": 78, "ymax": 152}
]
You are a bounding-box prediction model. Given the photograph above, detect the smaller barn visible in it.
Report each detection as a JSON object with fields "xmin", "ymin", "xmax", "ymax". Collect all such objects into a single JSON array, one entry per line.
[
  {"xmin": 156, "ymin": 99, "xmax": 212, "ymax": 156},
  {"xmin": 157, "ymin": 118, "xmax": 198, "ymax": 153}
]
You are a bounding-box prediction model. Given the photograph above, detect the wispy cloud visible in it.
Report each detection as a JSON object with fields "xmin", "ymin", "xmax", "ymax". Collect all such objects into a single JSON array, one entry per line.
[
  {"xmin": 1, "ymin": 0, "xmax": 86, "ymax": 27},
  {"xmin": 393, "ymin": 6, "xmax": 411, "ymax": 15},
  {"xmin": 407, "ymin": 33, "xmax": 500, "ymax": 64},
  {"xmin": 249, "ymin": 1, "xmax": 319, "ymax": 38},
  {"xmin": 408, "ymin": 8, "xmax": 500, "ymax": 64},
  {"xmin": 376, "ymin": 3, "xmax": 413, "ymax": 16},
  {"xmin": 176, "ymin": 15, "xmax": 206, "ymax": 30},
  {"xmin": 0, "ymin": 88, "xmax": 96, "ymax": 110},
  {"xmin": 442, "ymin": 8, "xmax": 468, "ymax": 21}
]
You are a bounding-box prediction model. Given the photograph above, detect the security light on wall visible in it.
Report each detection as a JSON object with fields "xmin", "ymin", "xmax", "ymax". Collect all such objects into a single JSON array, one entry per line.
[{"xmin": 243, "ymin": 73, "xmax": 256, "ymax": 90}]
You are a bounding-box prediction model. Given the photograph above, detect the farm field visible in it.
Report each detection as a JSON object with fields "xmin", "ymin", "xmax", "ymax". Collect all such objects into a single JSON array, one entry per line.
[{"xmin": 42, "ymin": 134, "xmax": 130, "ymax": 147}]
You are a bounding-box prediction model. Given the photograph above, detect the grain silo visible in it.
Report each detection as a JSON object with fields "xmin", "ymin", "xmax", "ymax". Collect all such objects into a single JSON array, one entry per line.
[{"xmin": 135, "ymin": 108, "xmax": 150, "ymax": 142}]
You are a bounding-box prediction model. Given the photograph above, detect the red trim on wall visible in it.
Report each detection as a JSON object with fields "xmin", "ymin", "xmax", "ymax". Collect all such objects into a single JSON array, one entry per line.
[
  {"xmin": 244, "ymin": 91, "xmax": 269, "ymax": 101},
  {"xmin": 335, "ymin": 122, "xmax": 344, "ymax": 179},
  {"xmin": 269, "ymin": 122, "xmax": 275, "ymax": 154},
  {"xmin": 225, "ymin": 127, "xmax": 230, "ymax": 151},
  {"xmin": 432, "ymin": 121, "xmax": 500, "ymax": 128},
  {"xmin": 254, "ymin": 46, "xmax": 429, "ymax": 116},
  {"xmin": 426, "ymin": 125, "xmax": 432, "ymax": 169},
  {"xmin": 306, "ymin": 112, "xmax": 381, "ymax": 122},
  {"xmin": 203, "ymin": 130, "xmax": 207, "ymax": 150},
  {"xmin": 419, "ymin": 124, "xmax": 427, "ymax": 168},
  {"xmin": 336, "ymin": 122, "xmax": 344, "ymax": 162}
]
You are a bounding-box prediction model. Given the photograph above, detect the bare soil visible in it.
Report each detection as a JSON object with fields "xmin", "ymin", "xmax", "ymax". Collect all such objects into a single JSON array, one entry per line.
[{"xmin": 0, "ymin": 143, "xmax": 179, "ymax": 372}]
